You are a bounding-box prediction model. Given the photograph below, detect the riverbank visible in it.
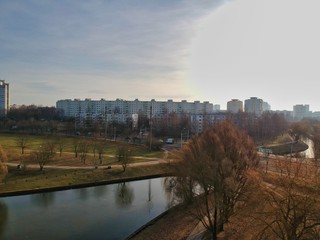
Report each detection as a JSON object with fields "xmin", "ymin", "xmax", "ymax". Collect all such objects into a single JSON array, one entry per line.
[
  {"xmin": 128, "ymin": 203, "xmax": 199, "ymax": 240},
  {"xmin": 0, "ymin": 163, "xmax": 175, "ymax": 197}
]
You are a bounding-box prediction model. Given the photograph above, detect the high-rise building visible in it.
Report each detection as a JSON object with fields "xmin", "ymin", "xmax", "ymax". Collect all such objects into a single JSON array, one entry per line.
[
  {"xmin": 244, "ymin": 97, "xmax": 263, "ymax": 115},
  {"xmin": 293, "ymin": 104, "xmax": 311, "ymax": 121},
  {"xmin": 0, "ymin": 80, "xmax": 9, "ymax": 116},
  {"xmin": 262, "ymin": 102, "xmax": 271, "ymax": 112},
  {"xmin": 227, "ymin": 99, "xmax": 243, "ymax": 113}
]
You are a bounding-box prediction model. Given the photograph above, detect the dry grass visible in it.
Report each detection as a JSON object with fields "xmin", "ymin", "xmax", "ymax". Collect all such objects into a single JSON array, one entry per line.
[
  {"xmin": 0, "ymin": 163, "xmax": 174, "ymax": 194},
  {"xmin": 129, "ymin": 158, "xmax": 320, "ymax": 240}
]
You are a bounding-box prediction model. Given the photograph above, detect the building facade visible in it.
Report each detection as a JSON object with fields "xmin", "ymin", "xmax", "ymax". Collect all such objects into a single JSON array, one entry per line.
[
  {"xmin": 56, "ymin": 98, "xmax": 214, "ymax": 121},
  {"xmin": 262, "ymin": 102, "xmax": 271, "ymax": 112},
  {"xmin": 227, "ymin": 99, "xmax": 243, "ymax": 113},
  {"xmin": 190, "ymin": 112, "xmax": 226, "ymax": 134},
  {"xmin": 244, "ymin": 97, "xmax": 264, "ymax": 116},
  {"xmin": 293, "ymin": 104, "xmax": 311, "ymax": 121},
  {"xmin": 0, "ymin": 80, "xmax": 10, "ymax": 116}
]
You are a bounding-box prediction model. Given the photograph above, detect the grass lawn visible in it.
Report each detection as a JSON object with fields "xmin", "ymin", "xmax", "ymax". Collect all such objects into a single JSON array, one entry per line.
[
  {"xmin": 0, "ymin": 133, "xmax": 173, "ymax": 196},
  {"xmin": 0, "ymin": 133, "xmax": 164, "ymax": 165}
]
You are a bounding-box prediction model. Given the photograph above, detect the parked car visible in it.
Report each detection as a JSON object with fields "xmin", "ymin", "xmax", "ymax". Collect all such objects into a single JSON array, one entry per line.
[{"xmin": 166, "ymin": 138, "xmax": 174, "ymax": 144}]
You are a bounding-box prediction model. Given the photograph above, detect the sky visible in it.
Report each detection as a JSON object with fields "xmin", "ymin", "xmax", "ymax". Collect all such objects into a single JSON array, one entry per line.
[{"xmin": 1, "ymin": 0, "xmax": 320, "ymax": 111}]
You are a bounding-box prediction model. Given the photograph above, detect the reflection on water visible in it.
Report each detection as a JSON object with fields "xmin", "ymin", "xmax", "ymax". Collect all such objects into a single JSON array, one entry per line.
[
  {"xmin": 162, "ymin": 177, "xmax": 178, "ymax": 209},
  {"xmin": 115, "ymin": 182, "xmax": 134, "ymax": 208},
  {"xmin": 0, "ymin": 177, "xmax": 178, "ymax": 240},
  {"xmin": 93, "ymin": 185, "xmax": 108, "ymax": 199},
  {"xmin": 0, "ymin": 201, "xmax": 8, "ymax": 238},
  {"xmin": 31, "ymin": 192, "xmax": 55, "ymax": 208},
  {"xmin": 146, "ymin": 179, "xmax": 153, "ymax": 213},
  {"xmin": 79, "ymin": 188, "xmax": 89, "ymax": 200}
]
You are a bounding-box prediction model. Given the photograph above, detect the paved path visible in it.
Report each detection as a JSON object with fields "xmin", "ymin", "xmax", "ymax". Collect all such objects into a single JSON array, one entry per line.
[{"xmin": 6, "ymin": 157, "xmax": 173, "ymax": 170}]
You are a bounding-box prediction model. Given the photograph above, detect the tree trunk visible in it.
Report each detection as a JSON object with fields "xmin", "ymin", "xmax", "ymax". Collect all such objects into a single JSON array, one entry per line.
[{"xmin": 212, "ymin": 207, "xmax": 218, "ymax": 240}]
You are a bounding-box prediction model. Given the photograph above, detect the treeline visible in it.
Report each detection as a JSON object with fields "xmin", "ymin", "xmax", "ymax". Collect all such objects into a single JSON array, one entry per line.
[
  {"xmin": 8, "ymin": 105, "xmax": 62, "ymax": 121},
  {"xmin": 228, "ymin": 112, "xmax": 289, "ymax": 142},
  {"xmin": 3, "ymin": 104, "xmax": 320, "ymax": 146},
  {"xmin": 0, "ymin": 105, "xmax": 62, "ymax": 134}
]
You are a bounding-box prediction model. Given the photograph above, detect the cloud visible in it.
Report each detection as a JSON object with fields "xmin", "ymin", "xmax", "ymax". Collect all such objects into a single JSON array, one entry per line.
[{"xmin": 0, "ymin": 0, "xmax": 225, "ymax": 106}]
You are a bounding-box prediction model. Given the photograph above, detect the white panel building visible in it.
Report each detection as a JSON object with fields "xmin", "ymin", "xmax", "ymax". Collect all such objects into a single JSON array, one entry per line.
[{"xmin": 56, "ymin": 98, "xmax": 214, "ymax": 123}]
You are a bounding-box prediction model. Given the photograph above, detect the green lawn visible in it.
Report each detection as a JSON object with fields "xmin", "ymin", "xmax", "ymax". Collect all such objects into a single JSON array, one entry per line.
[
  {"xmin": 0, "ymin": 133, "xmax": 164, "ymax": 163},
  {"xmin": 0, "ymin": 132, "xmax": 171, "ymax": 195}
]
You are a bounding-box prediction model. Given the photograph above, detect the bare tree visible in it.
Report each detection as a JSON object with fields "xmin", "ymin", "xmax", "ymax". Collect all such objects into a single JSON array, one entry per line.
[
  {"xmin": 0, "ymin": 144, "xmax": 8, "ymax": 182},
  {"xmin": 79, "ymin": 140, "xmax": 89, "ymax": 164},
  {"xmin": 255, "ymin": 160, "xmax": 320, "ymax": 240},
  {"xmin": 55, "ymin": 136, "xmax": 65, "ymax": 157},
  {"xmin": 33, "ymin": 141, "xmax": 56, "ymax": 171},
  {"xmin": 174, "ymin": 120, "xmax": 258, "ymax": 239},
  {"xmin": 91, "ymin": 140, "xmax": 98, "ymax": 159},
  {"xmin": 16, "ymin": 135, "xmax": 29, "ymax": 154},
  {"xmin": 97, "ymin": 142, "xmax": 105, "ymax": 164},
  {"xmin": 116, "ymin": 145, "xmax": 132, "ymax": 172},
  {"xmin": 73, "ymin": 138, "xmax": 79, "ymax": 158}
]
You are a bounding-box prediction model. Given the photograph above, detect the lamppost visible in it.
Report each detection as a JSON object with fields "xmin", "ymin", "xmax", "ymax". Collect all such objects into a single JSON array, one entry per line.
[
  {"xmin": 149, "ymin": 106, "xmax": 152, "ymax": 150},
  {"xmin": 104, "ymin": 107, "xmax": 108, "ymax": 140},
  {"xmin": 181, "ymin": 128, "xmax": 189, "ymax": 148}
]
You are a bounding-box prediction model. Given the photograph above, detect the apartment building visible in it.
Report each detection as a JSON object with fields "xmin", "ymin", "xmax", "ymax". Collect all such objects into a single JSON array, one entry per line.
[
  {"xmin": 0, "ymin": 80, "xmax": 10, "ymax": 116},
  {"xmin": 56, "ymin": 98, "xmax": 214, "ymax": 121},
  {"xmin": 227, "ymin": 99, "xmax": 243, "ymax": 113},
  {"xmin": 244, "ymin": 97, "xmax": 263, "ymax": 115},
  {"xmin": 293, "ymin": 104, "xmax": 311, "ymax": 121},
  {"xmin": 190, "ymin": 112, "xmax": 226, "ymax": 134}
]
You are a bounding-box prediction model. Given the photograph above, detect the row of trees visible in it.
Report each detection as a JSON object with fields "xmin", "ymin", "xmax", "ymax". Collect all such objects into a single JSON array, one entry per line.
[
  {"xmin": 0, "ymin": 104, "xmax": 290, "ymax": 142},
  {"xmin": 15, "ymin": 134, "xmax": 135, "ymax": 172},
  {"xmin": 230, "ymin": 111, "xmax": 289, "ymax": 141},
  {"xmin": 289, "ymin": 119, "xmax": 320, "ymax": 161}
]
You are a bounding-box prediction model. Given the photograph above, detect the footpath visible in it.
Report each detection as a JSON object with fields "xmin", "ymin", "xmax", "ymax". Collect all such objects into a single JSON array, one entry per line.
[{"xmin": 6, "ymin": 156, "xmax": 172, "ymax": 170}]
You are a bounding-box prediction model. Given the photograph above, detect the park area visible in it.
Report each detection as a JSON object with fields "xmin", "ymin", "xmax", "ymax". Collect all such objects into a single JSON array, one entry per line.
[{"xmin": 0, "ymin": 133, "xmax": 174, "ymax": 195}]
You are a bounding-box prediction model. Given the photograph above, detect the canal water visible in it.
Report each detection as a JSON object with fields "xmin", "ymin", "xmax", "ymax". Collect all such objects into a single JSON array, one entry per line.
[{"xmin": 0, "ymin": 177, "xmax": 177, "ymax": 240}]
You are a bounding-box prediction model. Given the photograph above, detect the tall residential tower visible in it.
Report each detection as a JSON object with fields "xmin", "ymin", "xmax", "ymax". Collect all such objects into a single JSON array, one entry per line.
[
  {"xmin": 227, "ymin": 99, "xmax": 243, "ymax": 113},
  {"xmin": 0, "ymin": 80, "xmax": 9, "ymax": 116}
]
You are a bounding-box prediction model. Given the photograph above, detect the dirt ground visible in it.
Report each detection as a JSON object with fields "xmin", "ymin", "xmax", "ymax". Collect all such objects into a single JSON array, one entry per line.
[
  {"xmin": 129, "ymin": 204, "xmax": 199, "ymax": 240},
  {"xmin": 128, "ymin": 202, "xmax": 262, "ymax": 240}
]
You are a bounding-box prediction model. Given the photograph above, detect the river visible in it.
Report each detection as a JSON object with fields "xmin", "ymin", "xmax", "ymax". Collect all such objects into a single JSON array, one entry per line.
[
  {"xmin": 301, "ymin": 137, "xmax": 314, "ymax": 159},
  {"xmin": 0, "ymin": 177, "xmax": 178, "ymax": 240}
]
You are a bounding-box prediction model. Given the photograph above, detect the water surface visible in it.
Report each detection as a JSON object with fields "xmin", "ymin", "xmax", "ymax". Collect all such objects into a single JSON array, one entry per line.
[{"xmin": 0, "ymin": 177, "xmax": 177, "ymax": 240}]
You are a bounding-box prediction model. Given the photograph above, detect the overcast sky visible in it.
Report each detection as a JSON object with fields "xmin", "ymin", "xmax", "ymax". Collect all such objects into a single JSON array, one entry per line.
[{"xmin": 1, "ymin": 0, "xmax": 320, "ymax": 111}]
